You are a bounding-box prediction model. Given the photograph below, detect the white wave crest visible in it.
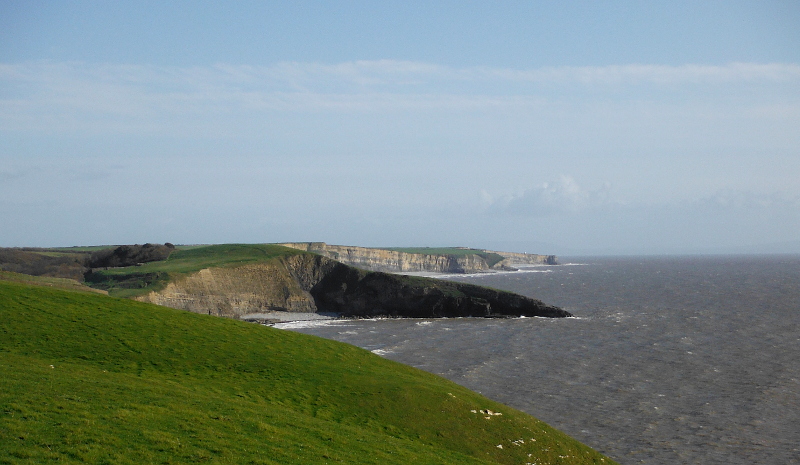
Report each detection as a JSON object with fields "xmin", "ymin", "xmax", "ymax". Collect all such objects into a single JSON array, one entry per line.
[{"xmin": 272, "ymin": 320, "xmax": 342, "ymax": 330}]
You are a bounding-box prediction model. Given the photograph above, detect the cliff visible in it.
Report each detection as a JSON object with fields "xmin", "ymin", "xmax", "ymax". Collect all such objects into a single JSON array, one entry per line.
[
  {"xmin": 485, "ymin": 249, "xmax": 559, "ymax": 268},
  {"xmin": 136, "ymin": 262, "xmax": 316, "ymax": 317},
  {"xmin": 137, "ymin": 252, "xmax": 571, "ymax": 319},
  {"xmin": 279, "ymin": 242, "xmax": 557, "ymax": 274}
]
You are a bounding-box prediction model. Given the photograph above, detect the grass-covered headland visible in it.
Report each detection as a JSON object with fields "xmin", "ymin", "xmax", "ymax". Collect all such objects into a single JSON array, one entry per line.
[{"xmin": 0, "ymin": 276, "xmax": 616, "ymax": 464}]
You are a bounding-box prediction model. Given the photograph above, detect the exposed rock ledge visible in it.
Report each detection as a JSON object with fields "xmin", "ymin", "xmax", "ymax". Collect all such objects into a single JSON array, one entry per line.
[
  {"xmin": 136, "ymin": 253, "xmax": 571, "ymax": 319},
  {"xmin": 279, "ymin": 242, "xmax": 558, "ymax": 274}
]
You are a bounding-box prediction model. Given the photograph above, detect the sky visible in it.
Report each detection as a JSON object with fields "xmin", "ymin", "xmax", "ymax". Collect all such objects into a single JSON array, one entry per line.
[{"xmin": 1, "ymin": 1, "xmax": 799, "ymax": 255}]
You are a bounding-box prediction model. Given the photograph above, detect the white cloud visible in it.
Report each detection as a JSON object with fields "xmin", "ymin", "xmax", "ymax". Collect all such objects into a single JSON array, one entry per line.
[
  {"xmin": 2, "ymin": 60, "xmax": 798, "ymax": 135},
  {"xmin": 476, "ymin": 185, "xmax": 800, "ymax": 254},
  {"xmin": 483, "ymin": 62, "xmax": 800, "ymax": 85},
  {"xmin": 484, "ymin": 176, "xmax": 613, "ymax": 217},
  {"xmin": 1, "ymin": 60, "xmax": 798, "ymax": 253},
  {"xmin": 211, "ymin": 61, "xmax": 800, "ymax": 87},
  {"xmin": 693, "ymin": 189, "xmax": 800, "ymax": 211}
]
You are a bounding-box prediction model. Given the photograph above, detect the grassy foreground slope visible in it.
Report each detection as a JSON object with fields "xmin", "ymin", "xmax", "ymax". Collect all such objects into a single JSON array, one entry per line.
[{"xmin": 0, "ymin": 278, "xmax": 616, "ymax": 465}]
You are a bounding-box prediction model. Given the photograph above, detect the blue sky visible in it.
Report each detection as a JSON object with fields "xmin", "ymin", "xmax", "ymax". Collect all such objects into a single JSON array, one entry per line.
[{"xmin": 2, "ymin": 1, "xmax": 799, "ymax": 254}]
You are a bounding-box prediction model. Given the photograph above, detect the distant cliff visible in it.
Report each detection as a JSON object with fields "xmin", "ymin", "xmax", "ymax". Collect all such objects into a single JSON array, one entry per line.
[
  {"xmin": 279, "ymin": 242, "xmax": 557, "ymax": 274},
  {"xmin": 137, "ymin": 253, "xmax": 570, "ymax": 319},
  {"xmin": 487, "ymin": 250, "xmax": 559, "ymax": 268}
]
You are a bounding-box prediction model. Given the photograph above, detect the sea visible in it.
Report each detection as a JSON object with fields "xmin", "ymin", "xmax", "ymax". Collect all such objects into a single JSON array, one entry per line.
[{"xmin": 279, "ymin": 255, "xmax": 800, "ymax": 465}]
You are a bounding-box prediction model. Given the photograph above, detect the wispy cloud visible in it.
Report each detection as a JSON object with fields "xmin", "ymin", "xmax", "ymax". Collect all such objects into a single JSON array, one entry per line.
[
  {"xmin": 478, "ymin": 183, "xmax": 800, "ymax": 254},
  {"xmin": 482, "ymin": 177, "xmax": 800, "ymax": 220},
  {"xmin": 692, "ymin": 189, "xmax": 800, "ymax": 211},
  {"xmin": 1, "ymin": 60, "xmax": 798, "ymax": 139},
  {"xmin": 0, "ymin": 166, "xmax": 38, "ymax": 183},
  {"xmin": 207, "ymin": 61, "xmax": 800, "ymax": 87},
  {"xmin": 480, "ymin": 62, "xmax": 800, "ymax": 85},
  {"xmin": 482, "ymin": 176, "xmax": 613, "ymax": 217}
]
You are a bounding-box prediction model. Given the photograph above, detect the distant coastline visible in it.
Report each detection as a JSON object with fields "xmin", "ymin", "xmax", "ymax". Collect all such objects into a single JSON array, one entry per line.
[{"xmin": 279, "ymin": 242, "xmax": 558, "ymax": 274}]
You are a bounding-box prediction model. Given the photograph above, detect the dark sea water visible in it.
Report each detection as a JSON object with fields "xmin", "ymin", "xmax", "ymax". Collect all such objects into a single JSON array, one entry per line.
[{"xmin": 283, "ymin": 255, "xmax": 800, "ymax": 464}]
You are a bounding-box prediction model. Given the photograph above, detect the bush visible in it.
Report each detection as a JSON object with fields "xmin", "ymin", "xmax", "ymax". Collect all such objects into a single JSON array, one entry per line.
[{"xmin": 88, "ymin": 243, "xmax": 174, "ymax": 268}]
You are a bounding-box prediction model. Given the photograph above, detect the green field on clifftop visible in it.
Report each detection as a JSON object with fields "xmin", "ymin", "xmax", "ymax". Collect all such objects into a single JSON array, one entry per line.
[
  {"xmin": 84, "ymin": 244, "xmax": 306, "ymax": 298},
  {"xmin": 0, "ymin": 276, "xmax": 616, "ymax": 464}
]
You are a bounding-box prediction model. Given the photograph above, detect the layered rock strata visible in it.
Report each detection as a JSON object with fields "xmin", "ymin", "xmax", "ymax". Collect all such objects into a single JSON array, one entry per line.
[
  {"xmin": 283, "ymin": 254, "xmax": 570, "ymax": 318},
  {"xmin": 486, "ymin": 250, "xmax": 559, "ymax": 268},
  {"xmin": 137, "ymin": 253, "xmax": 571, "ymax": 319},
  {"xmin": 279, "ymin": 242, "xmax": 557, "ymax": 274},
  {"xmin": 137, "ymin": 262, "xmax": 316, "ymax": 317}
]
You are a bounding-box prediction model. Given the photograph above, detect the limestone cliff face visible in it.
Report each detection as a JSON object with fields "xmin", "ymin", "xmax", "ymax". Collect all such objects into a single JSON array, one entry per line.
[
  {"xmin": 136, "ymin": 253, "xmax": 571, "ymax": 319},
  {"xmin": 485, "ymin": 250, "xmax": 558, "ymax": 267},
  {"xmin": 279, "ymin": 242, "xmax": 556, "ymax": 273},
  {"xmin": 136, "ymin": 262, "xmax": 316, "ymax": 317},
  {"xmin": 279, "ymin": 242, "xmax": 490, "ymax": 273}
]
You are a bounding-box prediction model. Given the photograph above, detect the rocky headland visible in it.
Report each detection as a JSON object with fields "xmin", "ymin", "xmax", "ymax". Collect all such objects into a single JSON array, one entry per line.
[
  {"xmin": 137, "ymin": 252, "xmax": 570, "ymax": 319},
  {"xmin": 279, "ymin": 242, "xmax": 558, "ymax": 274},
  {"xmin": 0, "ymin": 243, "xmax": 568, "ymax": 321}
]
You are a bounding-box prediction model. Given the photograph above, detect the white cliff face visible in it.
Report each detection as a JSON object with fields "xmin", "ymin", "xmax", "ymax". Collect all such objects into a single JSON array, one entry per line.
[
  {"xmin": 279, "ymin": 243, "xmax": 556, "ymax": 273},
  {"xmin": 484, "ymin": 250, "xmax": 558, "ymax": 267},
  {"xmin": 279, "ymin": 243, "xmax": 488, "ymax": 273}
]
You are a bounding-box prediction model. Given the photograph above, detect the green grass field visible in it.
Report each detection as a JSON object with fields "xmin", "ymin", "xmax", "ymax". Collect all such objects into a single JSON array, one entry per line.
[
  {"xmin": 83, "ymin": 244, "xmax": 307, "ymax": 298},
  {"xmin": 0, "ymin": 277, "xmax": 617, "ymax": 464},
  {"xmin": 0, "ymin": 272, "xmax": 106, "ymax": 295}
]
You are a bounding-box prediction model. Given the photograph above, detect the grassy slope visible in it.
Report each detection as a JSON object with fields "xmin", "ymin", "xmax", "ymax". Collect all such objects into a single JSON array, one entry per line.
[
  {"xmin": 0, "ymin": 279, "xmax": 616, "ymax": 465},
  {"xmin": 0, "ymin": 271, "xmax": 106, "ymax": 295},
  {"xmin": 84, "ymin": 244, "xmax": 307, "ymax": 298}
]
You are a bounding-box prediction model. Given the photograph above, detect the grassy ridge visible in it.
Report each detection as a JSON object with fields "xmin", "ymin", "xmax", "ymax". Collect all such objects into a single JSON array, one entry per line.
[
  {"xmin": 0, "ymin": 279, "xmax": 616, "ymax": 464},
  {"xmin": 0, "ymin": 271, "xmax": 106, "ymax": 295},
  {"xmin": 84, "ymin": 244, "xmax": 306, "ymax": 297}
]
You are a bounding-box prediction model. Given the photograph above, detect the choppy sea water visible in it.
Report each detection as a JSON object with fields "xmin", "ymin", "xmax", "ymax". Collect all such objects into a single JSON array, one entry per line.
[{"xmin": 282, "ymin": 255, "xmax": 800, "ymax": 464}]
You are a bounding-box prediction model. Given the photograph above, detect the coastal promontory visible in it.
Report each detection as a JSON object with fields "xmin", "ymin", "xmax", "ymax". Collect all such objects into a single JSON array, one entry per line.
[
  {"xmin": 0, "ymin": 243, "xmax": 569, "ymax": 320},
  {"xmin": 280, "ymin": 242, "xmax": 558, "ymax": 273},
  {"xmin": 136, "ymin": 248, "xmax": 570, "ymax": 319}
]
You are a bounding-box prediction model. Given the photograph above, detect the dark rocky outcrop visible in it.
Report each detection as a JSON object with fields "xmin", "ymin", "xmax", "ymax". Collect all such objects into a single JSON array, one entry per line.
[
  {"xmin": 283, "ymin": 254, "xmax": 570, "ymax": 318},
  {"xmin": 137, "ymin": 253, "xmax": 570, "ymax": 319}
]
